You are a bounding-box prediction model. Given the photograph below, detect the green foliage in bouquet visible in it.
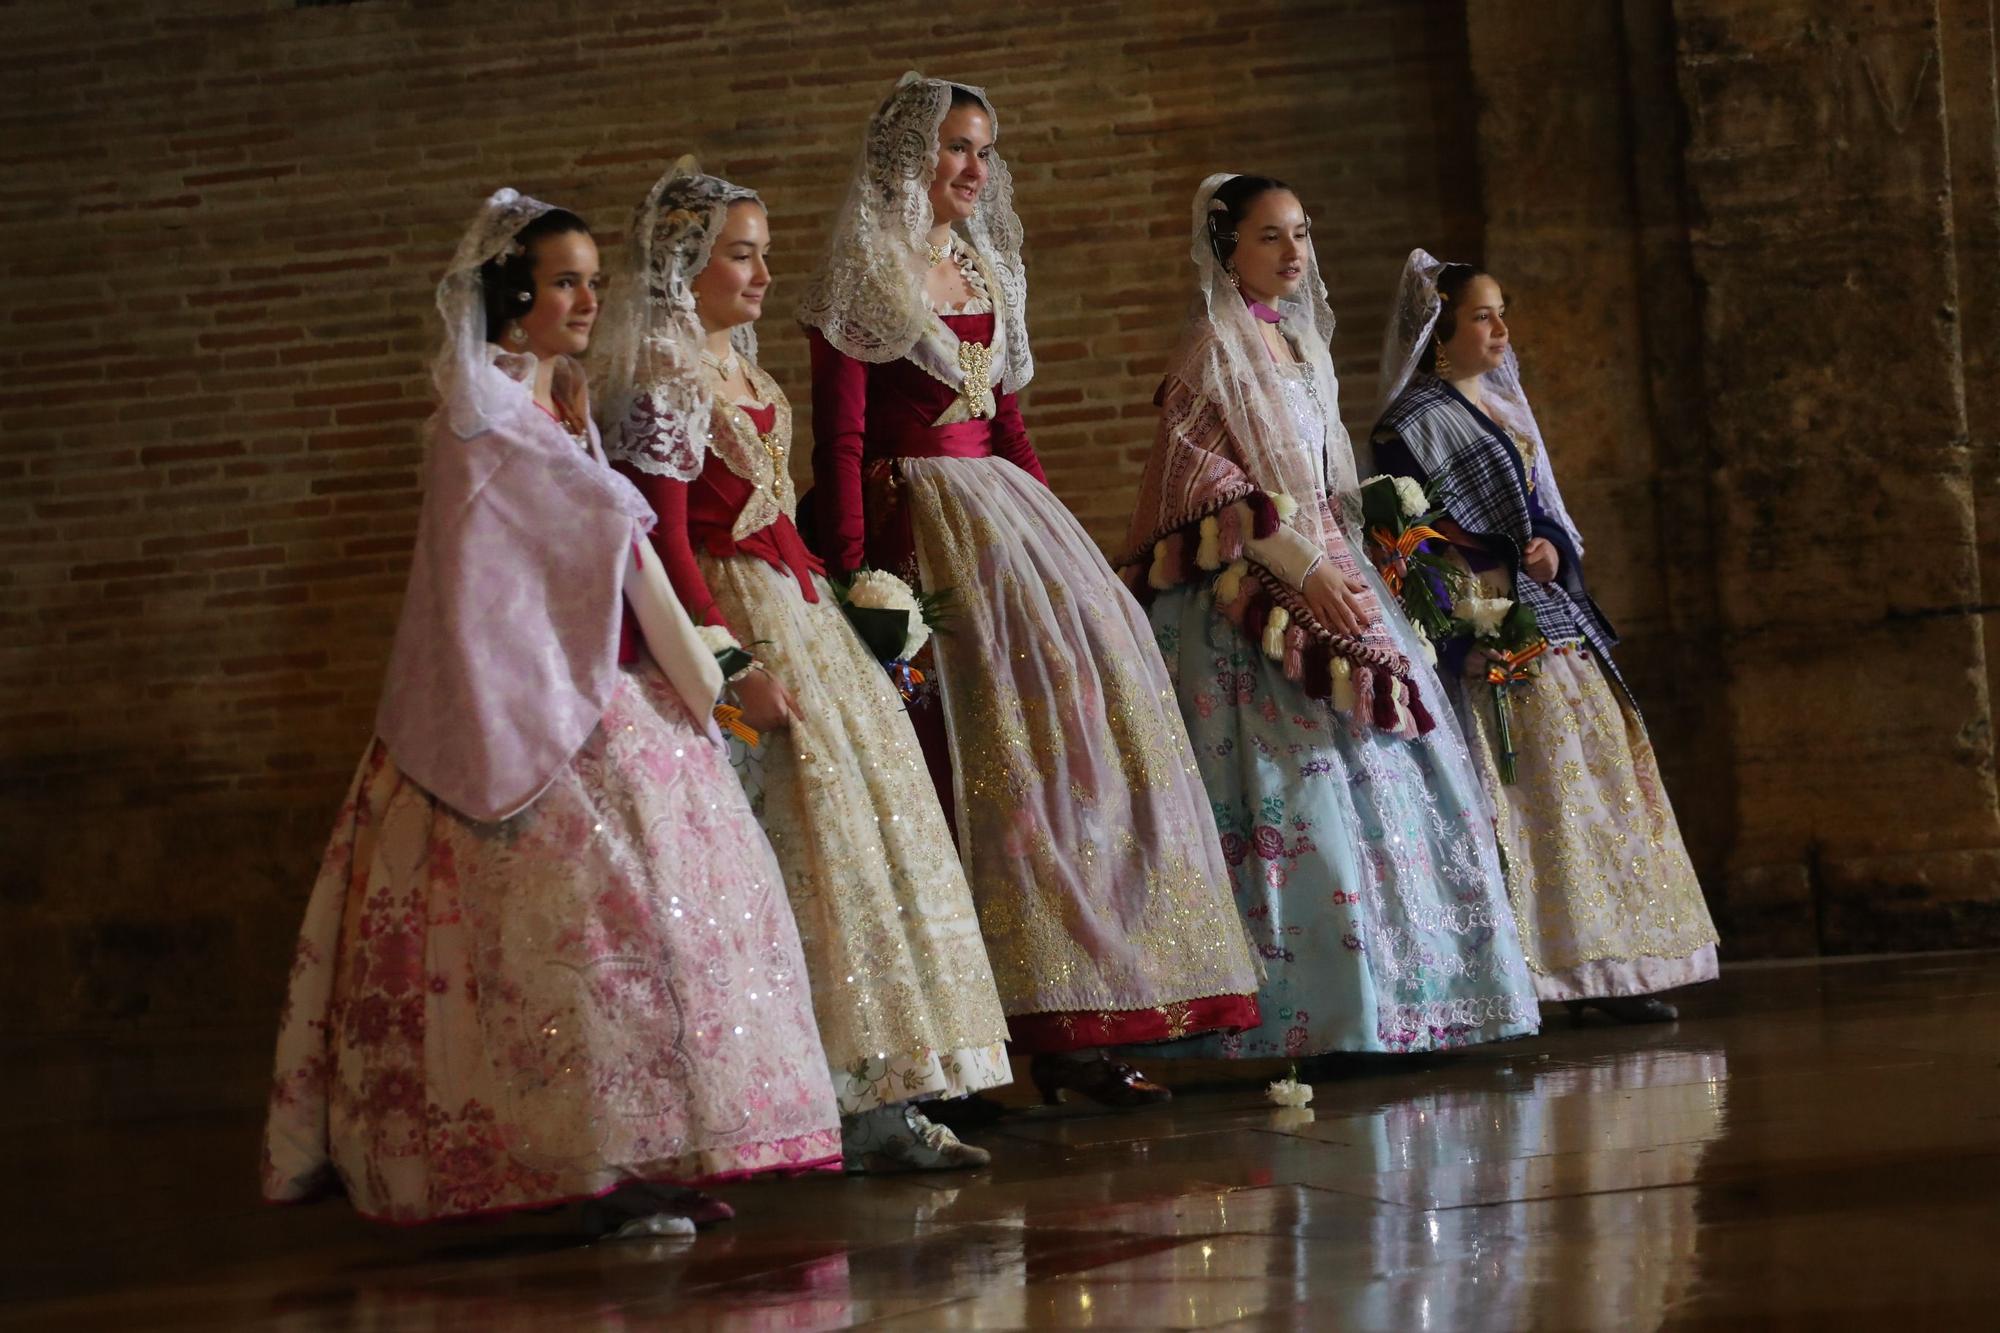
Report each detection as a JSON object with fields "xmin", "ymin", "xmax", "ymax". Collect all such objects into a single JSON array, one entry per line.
[
  {"xmin": 714, "ymin": 643, "xmax": 757, "ymax": 681},
  {"xmin": 1469, "ymin": 601, "xmax": 1548, "ymax": 786},
  {"xmin": 1356, "ymin": 474, "xmax": 1466, "ymax": 645},
  {"xmin": 1485, "ymin": 600, "xmax": 1543, "ymax": 654},
  {"xmin": 826, "ymin": 569, "xmax": 958, "ymax": 665}
]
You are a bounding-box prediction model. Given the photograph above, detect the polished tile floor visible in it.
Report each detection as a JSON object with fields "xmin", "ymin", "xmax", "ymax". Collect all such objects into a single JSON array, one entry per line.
[{"xmin": 5, "ymin": 951, "xmax": 1999, "ymax": 1330}]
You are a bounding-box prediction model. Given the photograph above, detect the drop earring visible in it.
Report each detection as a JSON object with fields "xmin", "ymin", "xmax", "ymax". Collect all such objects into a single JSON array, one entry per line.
[
  {"xmin": 1434, "ymin": 344, "xmax": 1452, "ymax": 377},
  {"xmin": 1226, "ymin": 267, "xmax": 1241, "ymax": 290},
  {"xmin": 507, "ymin": 322, "xmax": 529, "ymax": 348}
]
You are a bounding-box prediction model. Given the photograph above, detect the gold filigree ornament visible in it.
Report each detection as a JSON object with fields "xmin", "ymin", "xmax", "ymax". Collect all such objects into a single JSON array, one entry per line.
[
  {"xmin": 956, "ymin": 338, "xmax": 996, "ymax": 419},
  {"xmin": 756, "ymin": 423, "xmax": 785, "ymax": 473}
]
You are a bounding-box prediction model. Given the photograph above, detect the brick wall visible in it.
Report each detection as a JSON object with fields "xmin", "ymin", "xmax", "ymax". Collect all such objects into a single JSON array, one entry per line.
[{"xmin": 0, "ymin": 0, "xmax": 1481, "ymax": 1031}]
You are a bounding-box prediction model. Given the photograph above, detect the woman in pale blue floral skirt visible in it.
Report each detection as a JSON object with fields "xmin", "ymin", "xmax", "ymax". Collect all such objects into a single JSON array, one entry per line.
[
  {"xmin": 1145, "ymin": 570, "xmax": 1535, "ymax": 1056},
  {"xmin": 1120, "ymin": 173, "xmax": 1537, "ymax": 1057}
]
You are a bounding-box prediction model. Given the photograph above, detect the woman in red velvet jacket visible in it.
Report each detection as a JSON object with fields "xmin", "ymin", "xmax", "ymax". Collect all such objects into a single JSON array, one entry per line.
[
  {"xmin": 797, "ymin": 75, "xmax": 1260, "ymax": 1108},
  {"xmin": 600, "ymin": 159, "xmax": 1011, "ymax": 1174}
]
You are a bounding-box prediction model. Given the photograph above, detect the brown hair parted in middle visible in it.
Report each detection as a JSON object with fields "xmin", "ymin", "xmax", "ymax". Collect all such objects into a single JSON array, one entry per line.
[{"xmin": 1419, "ymin": 262, "xmax": 1489, "ymax": 374}]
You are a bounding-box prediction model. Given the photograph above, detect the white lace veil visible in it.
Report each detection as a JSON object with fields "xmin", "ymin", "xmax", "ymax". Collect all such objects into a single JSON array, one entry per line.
[
  {"xmin": 432, "ymin": 187, "xmax": 557, "ymax": 439},
  {"xmin": 797, "ymin": 70, "xmax": 1033, "ymax": 392},
  {"xmin": 1376, "ymin": 247, "xmax": 1585, "ymax": 555},
  {"xmin": 1164, "ymin": 172, "xmax": 1357, "ymax": 551},
  {"xmin": 596, "ymin": 156, "xmax": 762, "ymax": 478}
]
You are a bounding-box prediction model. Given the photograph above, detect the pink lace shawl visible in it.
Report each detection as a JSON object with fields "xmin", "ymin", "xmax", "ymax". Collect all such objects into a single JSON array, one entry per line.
[{"xmin": 375, "ymin": 355, "xmax": 656, "ymax": 822}]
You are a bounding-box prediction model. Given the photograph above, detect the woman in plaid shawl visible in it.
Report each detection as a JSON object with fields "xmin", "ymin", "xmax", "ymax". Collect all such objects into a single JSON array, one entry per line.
[{"xmin": 1370, "ymin": 253, "xmax": 1718, "ymax": 1023}]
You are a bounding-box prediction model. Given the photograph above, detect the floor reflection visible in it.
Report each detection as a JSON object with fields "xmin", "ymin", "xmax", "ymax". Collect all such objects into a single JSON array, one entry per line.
[{"xmin": 5, "ymin": 953, "xmax": 1998, "ymax": 1330}]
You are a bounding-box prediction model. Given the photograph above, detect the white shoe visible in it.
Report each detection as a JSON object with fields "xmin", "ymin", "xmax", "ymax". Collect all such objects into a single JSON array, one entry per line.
[
  {"xmin": 581, "ymin": 1186, "xmax": 701, "ymax": 1241},
  {"xmin": 602, "ymin": 1213, "xmax": 697, "ymax": 1241},
  {"xmin": 842, "ymin": 1104, "xmax": 993, "ymax": 1173}
]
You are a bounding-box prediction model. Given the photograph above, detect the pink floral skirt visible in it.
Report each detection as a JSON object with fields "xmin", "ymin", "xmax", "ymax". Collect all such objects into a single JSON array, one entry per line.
[{"xmin": 260, "ymin": 665, "xmax": 842, "ymax": 1225}]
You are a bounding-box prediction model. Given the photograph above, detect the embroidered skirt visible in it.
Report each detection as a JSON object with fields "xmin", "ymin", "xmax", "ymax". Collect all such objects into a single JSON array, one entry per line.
[
  {"xmin": 1451, "ymin": 646, "xmax": 1719, "ymax": 1000},
  {"xmin": 702, "ymin": 552, "xmax": 1012, "ymax": 1111},
  {"xmin": 261, "ymin": 665, "xmax": 842, "ymax": 1224},
  {"xmin": 1142, "ymin": 579, "xmax": 1539, "ymax": 1056},
  {"xmin": 896, "ymin": 455, "xmax": 1261, "ymax": 1050}
]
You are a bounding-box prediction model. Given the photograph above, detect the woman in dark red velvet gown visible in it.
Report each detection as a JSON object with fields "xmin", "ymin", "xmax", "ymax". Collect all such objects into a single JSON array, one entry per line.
[{"xmin": 797, "ymin": 74, "xmax": 1261, "ymax": 1107}]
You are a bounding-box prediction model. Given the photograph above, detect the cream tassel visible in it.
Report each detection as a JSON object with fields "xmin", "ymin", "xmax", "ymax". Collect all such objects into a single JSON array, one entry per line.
[
  {"xmin": 1331, "ymin": 657, "xmax": 1356, "ymax": 711},
  {"xmin": 1215, "ymin": 559, "xmax": 1249, "ymax": 606},
  {"xmin": 1262, "ymin": 607, "xmax": 1290, "ymax": 660},
  {"xmin": 1149, "ymin": 538, "xmax": 1174, "ymax": 590},
  {"xmin": 1271, "ymin": 492, "xmax": 1299, "ymax": 523},
  {"xmin": 1196, "ymin": 515, "xmax": 1221, "ymax": 570}
]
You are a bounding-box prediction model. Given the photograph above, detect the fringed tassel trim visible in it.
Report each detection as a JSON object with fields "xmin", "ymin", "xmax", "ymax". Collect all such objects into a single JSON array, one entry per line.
[
  {"xmin": 1129, "ymin": 490, "xmax": 1280, "ymax": 589},
  {"xmin": 1239, "ymin": 572, "xmax": 1437, "ymax": 740},
  {"xmin": 1120, "ymin": 492, "xmax": 1437, "ymax": 740}
]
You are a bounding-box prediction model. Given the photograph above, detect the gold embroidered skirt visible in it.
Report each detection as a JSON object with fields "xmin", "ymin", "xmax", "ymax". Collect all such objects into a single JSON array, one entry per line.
[
  {"xmin": 1459, "ymin": 646, "xmax": 1718, "ymax": 1000},
  {"xmin": 895, "ymin": 455, "xmax": 1261, "ymax": 1039},
  {"xmin": 701, "ymin": 553, "xmax": 1012, "ymax": 1113}
]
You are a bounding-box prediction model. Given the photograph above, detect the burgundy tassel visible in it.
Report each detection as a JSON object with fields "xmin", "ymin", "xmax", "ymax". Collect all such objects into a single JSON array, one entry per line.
[
  {"xmin": 1244, "ymin": 590, "xmax": 1271, "ymax": 642},
  {"xmin": 1406, "ymin": 678, "xmax": 1434, "ymax": 735},
  {"xmin": 1302, "ymin": 641, "xmax": 1333, "ymax": 700},
  {"xmin": 1373, "ymin": 671, "xmax": 1401, "ymax": 731},
  {"xmin": 1246, "ymin": 490, "xmax": 1280, "ymax": 539}
]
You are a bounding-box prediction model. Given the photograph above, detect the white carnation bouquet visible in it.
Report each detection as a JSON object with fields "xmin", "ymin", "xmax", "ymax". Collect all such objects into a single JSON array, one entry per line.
[
  {"xmin": 844, "ymin": 569, "xmax": 934, "ymax": 661},
  {"xmin": 830, "ymin": 568, "xmax": 957, "ymax": 697}
]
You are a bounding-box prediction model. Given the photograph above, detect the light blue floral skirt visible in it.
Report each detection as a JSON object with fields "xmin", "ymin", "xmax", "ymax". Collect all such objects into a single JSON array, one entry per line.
[{"xmin": 1140, "ymin": 584, "xmax": 1539, "ymax": 1056}]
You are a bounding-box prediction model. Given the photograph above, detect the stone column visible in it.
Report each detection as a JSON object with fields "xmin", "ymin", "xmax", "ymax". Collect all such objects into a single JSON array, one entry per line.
[{"xmin": 1675, "ymin": 0, "xmax": 2000, "ymax": 950}]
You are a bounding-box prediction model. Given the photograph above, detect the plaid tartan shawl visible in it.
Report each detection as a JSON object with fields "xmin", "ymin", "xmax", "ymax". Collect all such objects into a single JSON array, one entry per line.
[{"xmin": 1373, "ymin": 377, "xmax": 1628, "ymax": 701}]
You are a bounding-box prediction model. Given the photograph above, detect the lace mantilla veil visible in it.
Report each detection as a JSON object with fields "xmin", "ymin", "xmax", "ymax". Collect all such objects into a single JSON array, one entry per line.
[
  {"xmin": 1376, "ymin": 247, "xmax": 1585, "ymax": 556},
  {"xmin": 1164, "ymin": 172, "xmax": 1358, "ymax": 553},
  {"xmin": 432, "ymin": 187, "xmax": 558, "ymax": 440},
  {"xmin": 595, "ymin": 156, "xmax": 762, "ymax": 479},
  {"xmin": 796, "ymin": 70, "xmax": 1033, "ymax": 393}
]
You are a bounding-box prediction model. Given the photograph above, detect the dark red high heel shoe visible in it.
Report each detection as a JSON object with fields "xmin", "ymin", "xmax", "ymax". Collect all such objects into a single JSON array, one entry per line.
[
  {"xmin": 1565, "ymin": 996, "xmax": 1679, "ymax": 1026},
  {"xmin": 663, "ymin": 1188, "xmax": 735, "ymax": 1228},
  {"xmin": 1030, "ymin": 1053, "xmax": 1173, "ymax": 1109}
]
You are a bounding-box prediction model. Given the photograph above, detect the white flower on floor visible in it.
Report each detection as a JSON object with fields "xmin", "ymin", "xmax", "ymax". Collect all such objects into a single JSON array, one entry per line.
[
  {"xmin": 1414, "ymin": 630, "xmax": 1437, "ymax": 666},
  {"xmin": 1266, "ymin": 1076, "xmax": 1313, "ymax": 1108},
  {"xmin": 847, "ymin": 569, "xmax": 931, "ymax": 659},
  {"xmin": 1461, "ymin": 595, "xmax": 1513, "ymax": 638},
  {"xmin": 1393, "ymin": 475, "xmax": 1429, "ymax": 518}
]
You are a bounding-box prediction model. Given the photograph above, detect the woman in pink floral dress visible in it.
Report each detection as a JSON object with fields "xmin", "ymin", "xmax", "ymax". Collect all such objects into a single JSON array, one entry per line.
[{"xmin": 259, "ymin": 190, "xmax": 841, "ymax": 1236}]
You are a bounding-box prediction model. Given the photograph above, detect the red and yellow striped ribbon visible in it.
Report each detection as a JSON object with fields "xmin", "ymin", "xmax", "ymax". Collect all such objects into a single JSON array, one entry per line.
[
  {"xmin": 1369, "ymin": 524, "xmax": 1445, "ymax": 597},
  {"xmin": 1483, "ymin": 640, "xmax": 1548, "ymax": 688},
  {"xmin": 713, "ymin": 703, "xmax": 760, "ymax": 748}
]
